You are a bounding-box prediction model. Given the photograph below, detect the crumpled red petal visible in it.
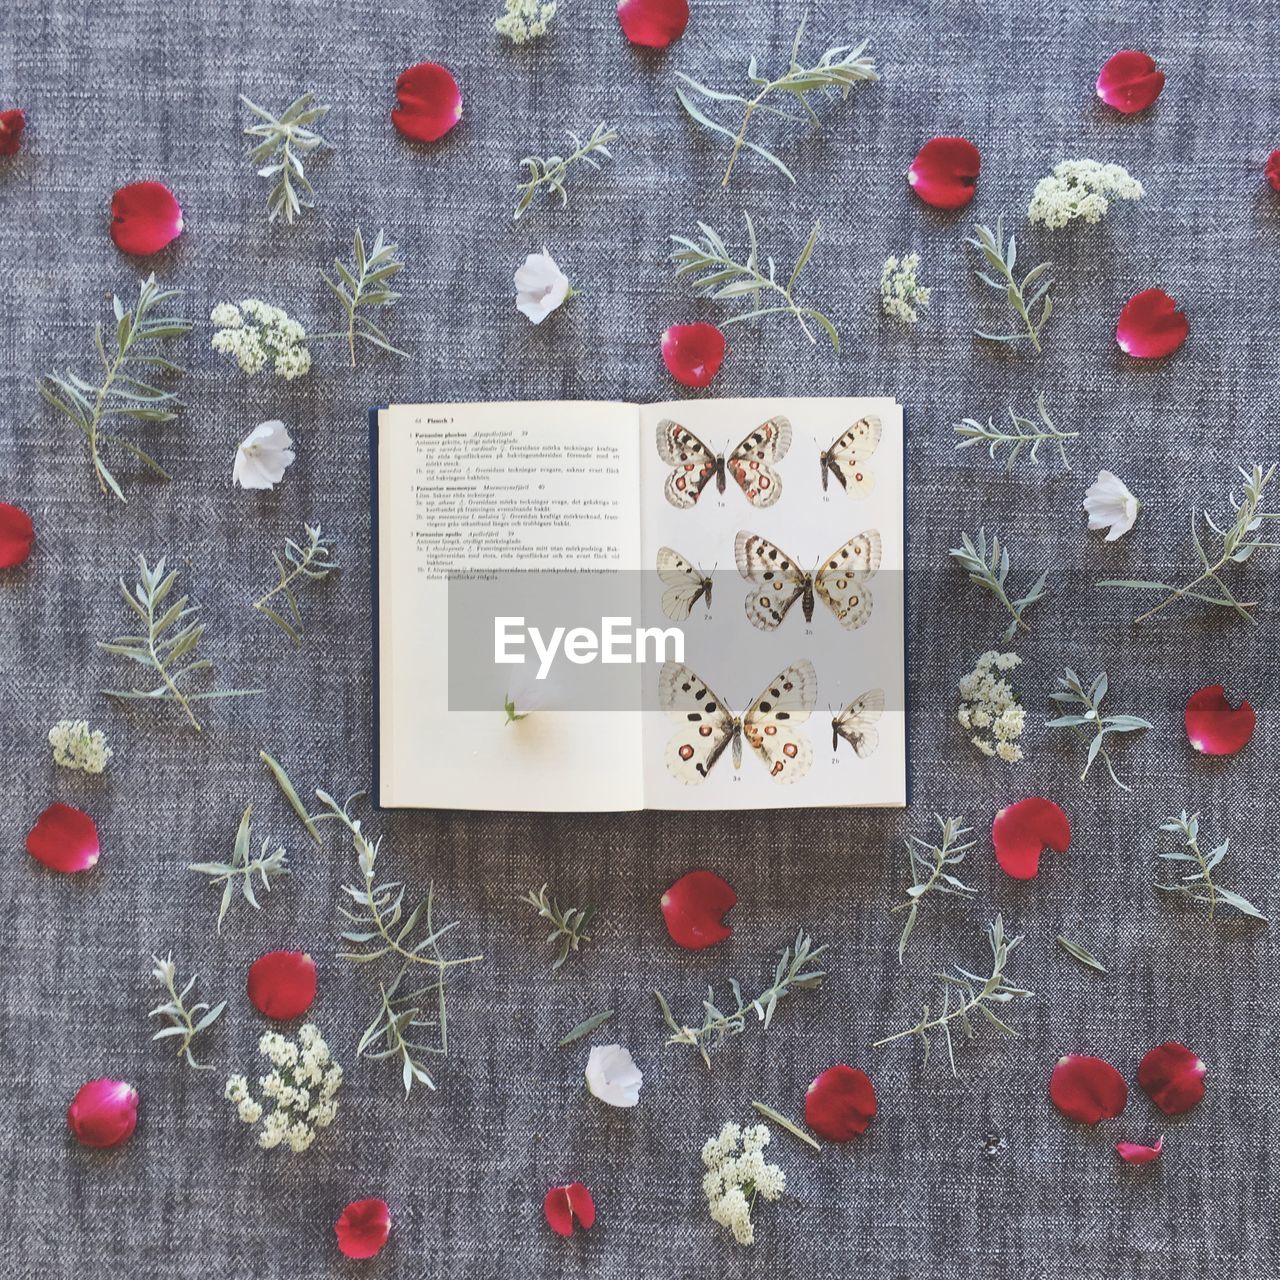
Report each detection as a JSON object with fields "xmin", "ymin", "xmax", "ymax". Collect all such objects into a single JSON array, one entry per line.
[
  {"xmin": 992, "ymin": 798, "xmax": 1070, "ymax": 880},
  {"xmin": 805, "ymin": 1065, "xmax": 876, "ymax": 1141},
  {"xmin": 391, "ymin": 63, "xmax": 462, "ymax": 143},
  {"xmin": 617, "ymin": 0, "xmax": 689, "ymax": 48},
  {"xmin": 247, "ymin": 950, "xmax": 317, "ymax": 1020},
  {"xmin": 544, "ymin": 1182, "xmax": 595, "ymax": 1237},
  {"xmin": 335, "ymin": 1198, "xmax": 392, "ymax": 1259},
  {"xmin": 110, "ymin": 181, "xmax": 183, "ymax": 256},
  {"xmin": 1096, "ymin": 50, "xmax": 1165, "ymax": 114},
  {"xmin": 907, "ymin": 137, "xmax": 981, "ymax": 209},
  {"xmin": 1116, "ymin": 288, "xmax": 1188, "ymax": 359},
  {"xmin": 1268, "ymin": 151, "xmax": 1280, "ymax": 193},
  {"xmin": 1050, "ymin": 1054, "xmax": 1128, "ymax": 1124},
  {"xmin": 662, "ymin": 323, "xmax": 726, "ymax": 389},
  {"xmin": 27, "ymin": 802, "xmax": 100, "ymax": 873},
  {"xmin": 1185, "ymin": 685, "xmax": 1255, "ymax": 756},
  {"xmin": 0, "ymin": 502, "xmax": 34, "ymax": 568},
  {"xmin": 67, "ymin": 1079, "xmax": 138, "ymax": 1149},
  {"xmin": 1138, "ymin": 1042, "xmax": 1206, "ymax": 1115},
  {"xmin": 0, "ymin": 108, "xmax": 25, "ymax": 157},
  {"xmin": 1116, "ymin": 1136, "xmax": 1163, "ymax": 1164},
  {"xmin": 660, "ymin": 870, "xmax": 736, "ymax": 949}
]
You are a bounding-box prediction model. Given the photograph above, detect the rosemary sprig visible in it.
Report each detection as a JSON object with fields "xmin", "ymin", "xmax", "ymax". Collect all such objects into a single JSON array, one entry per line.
[
  {"xmin": 1099, "ymin": 464, "xmax": 1279, "ymax": 624},
  {"xmin": 1056, "ymin": 935, "xmax": 1107, "ymax": 974},
  {"xmin": 1154, "ymin": 812, "xmax": 1265, "ymax": 921},
  {"xmin": 323, "ymin": 229, "xmax": 408, "ymax": 366},
  {"xmin": 240, "ymin": 91, "xmax": 331, "ymax": 224},
  {"xmin": 670, "ymin": 213, "xmax": 839, "ymax": 349},
  {"xmin": 148, "ymin": 954, "xmax": 225, "ymax": 1071},
  {"xmin": 357, "ymin": 965, "xmax": 452, "ymax": 1094},
  {"xmin": 873, "ymin": 916, "xmax": 1031, "ymax": 1077},
  {"xmin": 260, "ymin": 749, "xmax": 322, "ymax": 844},
  {"xmin": 655, "ymin": 930, "xmax": 827, "ymax": 1069},
  {"xmin": 966, "ymin": 216, "xmax": 1055, "ymax": 351},
  {"xmin": 188, "ymin": 804, "xmax": 289, "ymax": 932},
  {"xmin": 100, "ymin": 554, "xmax": 257, "ymax": 731},
  {"xmin": 558, "ymin": 1009, "xmax": 614, "ymax": 1048},
  {"xmin": 893, "ymin": 815, "xmax": 977, "ymax": 964},
  {"xmin": 948, "ymin": 528, "xmax": 1048, "ymax": 641},
  {"xmin": 519, "ymin": 884, "xmax": 593, "ymax": 970},
  {"xmin": 38, "ymin": 274, "xmax": 191, "ymax": 502},
  {"xmin": 675, "ymin": 17, "xmax": 877, "ymax": 186},
  {"xmin": 953, "ymin": 394, "xmax": 1077, "ymax": 472},
  {"xmin": 1045, "ymin": 669, "xmax": 1151, "ymax": 791},
  {"xmin": 513, "ymin": 121, "xmax": 617, "ymax": 220},
  {"xmin": 253, "ymin": 523, "xmax": 341, "ymax": 643}
]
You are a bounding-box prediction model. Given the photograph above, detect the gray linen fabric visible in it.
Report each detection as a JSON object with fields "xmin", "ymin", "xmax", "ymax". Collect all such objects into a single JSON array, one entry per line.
[{"xmin": 2, "ymin": 0, "xmax": 1279, "ymax": 1276}]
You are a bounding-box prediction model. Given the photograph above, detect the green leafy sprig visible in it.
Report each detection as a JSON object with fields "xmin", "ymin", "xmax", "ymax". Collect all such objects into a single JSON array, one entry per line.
[
  {"xmin": 519, "ymin": 884, "xmax": 593, "ymax": 970},
  {"xmin": 953, "ymin": 394, "xmax": 1077, "ymax": 471},
  {"xmin": 240, "ymin": 92, "xmax": 332, "ymax": 224},
  {"xmin": 513, "ymin": 121, "xmax": 617, "ymax": 220},
  {"xmin": 1045, "ymin": 669, "xmax": 1151, "ymax": 791},
  {"xmin": 323, "ymin": 229, "xmax": 408, "ymax": 366},
  {"xmin": 1056, "ymin": 935, "xmax": 1107, "ymax": 974},
  {"xmin": 254, "ymin": 523, "xmax": 341, "ymax": 643},
  {"xmin": 148, "ymin": 954, "xmax": 226, "ymax": 1071},
  {"xmin": 948, "ymin": 528, "xmax": 1048, "ymax": 641},
  {"xmin": 893, "ymin": 816, "xmax": 978, "ymax": 963},
  {"xmin": 966, "ymin": 216, "xmax": 1055, "ymax": 351},
  {"xmin": 188, "ymin": 804, "xmax": 289, "ymax": 932},
  {"xmin": 1155, "ymin": 812, "xmax": 1265, "ymax": 921}
]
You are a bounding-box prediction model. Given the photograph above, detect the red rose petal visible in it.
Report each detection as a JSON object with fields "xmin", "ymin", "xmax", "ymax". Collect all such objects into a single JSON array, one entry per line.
[
  {"xmin": 1138, "ymin": 1042, "xmax": 1206, "ymax": 1115},
  {"xmin": 1185, "ymin": 685, "xmax": 1255, "ymax": 756},
  {"xmin": 805, "ymin": 1064, "xmax": 877, "ymax": 1141},
  {"xmin": 0, "ymin": 108, "xmax": 25, "ymax": 157},
  {"xmin": 1050, "ymin": 1054, "xmax": 1128, "ymax": 1124},
  {"xmin": 391, "ymin": 63, "xmax": 462, "ymax": 143},
  {"xmin": 335, "ymin": 1198, "xmax": 392, "ymax": 1259},
  {"xmin": 0, "ymin": 502, "xmax": 34, "ymax": 568},
  {"xmin": 247, "ymin": 950, "xmax": 317, "ymax": 1020},
  {"xmin": 662, "ymin": 323, "xmax": 726, "ymax": 389},
  {"xmin": 67, "ymin": 1079, "xmax": 138, "ymax": 1149},
  {"xmin": 110, "ymin": 181, "xmax": 183, "ymax": 256},
  {"xmin": 26, "ymin": 802, "xmax": 100, "ymax": 873},
  {"xmin": 907, "ymin": 137, "xmax": 981, "ymax": 210},
  {"xmin": 1096, "ymin": 50, "xmax": 1165, "ymax": 114},
  {"xmin": 544, "ymin": 1182, "xmax": 595, "ymax": 1237},
  {"xmin": 660, "ymin": 870, "xmax": 736, "ymax": 949},
  {"xmin": 992, "ymin": 798, "xmax": 1070, "ymax": 880},
  {"xmin": 1268, "ymin": 151, "xmax": 1280, "ymax": 193},
  {"xmin": 1116, "ymin": 1136, "xmax": 1164, "ymax": 1164},
  {"xmin": 617, "ymin": 0, "xmax": 689, "ymax": 48},
  {"xmin": 1116, "ymin": 288, "xmax": 1189, "ymax": 359}
]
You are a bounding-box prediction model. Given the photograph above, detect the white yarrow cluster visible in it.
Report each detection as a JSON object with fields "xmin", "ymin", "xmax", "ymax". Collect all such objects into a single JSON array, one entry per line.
[
  {"xmin": 495, "ymin": 0, "xmax": 557, "ymax": 43},
  {"xmin": 1027, "ymin": 160, "xmax": 1144, "ymax": 229},
  {"xmin": 958, "ymin": 651, "xmax": 1025, "ymax": 762},
  {"xmin": 880, "ymin": 253, "xmax": 931, "ymax": 324},
  {"xmin": 48, "ymin": 719, "xmax": 112, "ymax": 773},
  {"xmin": 701, "ymin": 1122, "xmax": 785, "ymax": 1246},
  {"xmin": 225, "ymin": 1024, "xmax": 342, "ymax": 1153},
  {"xmin": 211, "ymin": 299, "xmax": 312, "ymax": 380}
]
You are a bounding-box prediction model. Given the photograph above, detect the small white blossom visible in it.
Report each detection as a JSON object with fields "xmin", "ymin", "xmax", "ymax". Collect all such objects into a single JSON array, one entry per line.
[
  {"xmin": 880, "ymin": 252, "xmax": 931, "ymax": 324},
  {"xmin": 1028, "ymin": 160, "xmax": 1144, "ymax": 229},
  {"xmin": 495, "ymin": 0, "xmax": 556, "ymax": 42},
  {"xmin": 1084, "ymin": 470, "xmax": 1141, "ymax": 541},
  {"xmin": 48, "ymin": 719, "xmax": 112, "ymax": 773},
  {"xmin": 228, "ymin": 1024, "xmax": 340, "ymax": 1156},
  {"xmin": 700, "ymin": 1120, "xmax": 786, "ymax": 1247},
  {"xmin": 958, "ymin": 651, "xmax": 1025, "ymax": 763},
  {"xmin": 514, "ymin": 249, "xmax": 572, "ymax": 324},
  {"xmin": 237, "ymin": 1097, "xmax": 263, "ymax": 1124},
  {"xmin": 233, "ymin": 420, "xmax": 296, "ymax": 490},
  {"xmin": 212, "ymin": 299, "xmax": 312, "ymax": 379},
  {"xmin": 584, "ymin": 1044, "xmax": 643, "ymax": 1108}
]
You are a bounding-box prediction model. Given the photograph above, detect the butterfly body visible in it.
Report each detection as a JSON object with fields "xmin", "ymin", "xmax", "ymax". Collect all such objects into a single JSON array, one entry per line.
[
  {"xmin": 656, "ymin": 416, "xmax": 791, "ymax": 509},
  {"xmin": 656, "ymin": 546, "xmax": 714, "ymax": 621},
  {"xmin": 831, "ymin": 688, "xmax": 885, "ymax": 757},
  {"xmin": 735, "ymin": 530, "xmax": 882, "ymax": 631},
  {"xmin": 819, "ymin": 415, "xmax": 881, "ymax": 497}
]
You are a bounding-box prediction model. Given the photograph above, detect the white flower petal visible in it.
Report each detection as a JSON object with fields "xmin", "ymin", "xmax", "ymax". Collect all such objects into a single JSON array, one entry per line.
[
  {"xmin": 585, "ymin": 1044, "xmax": 643, "ymax": 1108},
  {"xmin": 234, "ymin": 420, "xmax": 296, "ymax": 490},
  {"xmin": 515, "ymin": 250, "xmax": 571, "ymax": 325},
  {"xmin": 1083, "ymin": 469, "xmax": 1140, "ymax": 541}
]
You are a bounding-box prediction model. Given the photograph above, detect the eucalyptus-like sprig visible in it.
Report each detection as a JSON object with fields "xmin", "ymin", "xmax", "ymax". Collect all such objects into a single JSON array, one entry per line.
[
  {"xmin": 670, "ymin": 213, "xmax": 839, "ymax": 349},
  {"xmin": 39, "ymin": 274, "xmax": 191, "ymax": 502},
  {"xmin": 323, "ymin": 229, "xmax": 408, "ymax": 366},
  {"xmin": 873, "ymin": 916, "xmax": 1031, "ymax": 1077},
  {"xmin": 513, "ymin": 121, "xmax": 617, "ymax": 220},
  {"xmin": 240, "ymin": 92, "xmax": 332, "ymax": 224},
  {"xmin": 254, "ymin": 523, "xmax": 341, "ymax": 644},
  {"xmin": 148, "ymin": 953, "xmax": 226, "ymax": 1071},
  {"xmin": 967, "ymin": 217, "xmax": 1055, "ymax": 352},
  {"xmin": 358, "ymin": 964, "xmax": 455, "ymax": 1095},
  {"xmin": 519, "ymin": 884, "xmax": 593, "ymax": 970},
  {"xmin": 1154, "ymin": 812, "xmax": 1265, "ymax": 921},
  {"xmin": 1099, "ymin": 464, "xmax": 1280, "ymax": 624},
  {"xmin": 893, "ymin": 816, "xmax": 977, "ymax": 964},
  {"xmin": 1056, "ymin": 935, "xmax": 1107, "ymax": 974},
  {"xmin": 948, "ymin": 528, "xmax": 1048, "ymax": 641},
  {"xmin": 188, "ymin": 804, "xmax": 289, "ymax": 932},
  {"xmin": 1046, "ymin": 669, "xmax": 1151, "ymax": 792},
  {"xmin": 655, "ymin": 931, "xmax": 827, "ymax": 1069},
  {"xmin": 954, "ymin": 394, "xmax": 1078, "ymax": 472},
  {"xmin": 675, "ymin": 17, "xmax": 877, "ymax": 186},
  {"xmin": 100, "ymin": 555, "xmax": 257, "ymax": 731}
]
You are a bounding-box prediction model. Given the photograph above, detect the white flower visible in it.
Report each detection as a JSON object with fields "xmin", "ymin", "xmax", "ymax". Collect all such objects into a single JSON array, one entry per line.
[
  {"xmin": 1084, "ymin": 470, "xmax": 1141, "ymax": 541},
  {"xmin": 1028, "ymin": 159, "xmax": 1144, "ymax": 229},
  {"xmin": 584, "ymin": 1044, "xmax": 643, "ymax": 1107},
  {"xmin": 48, "ymin": 719, "xmax": 112, "ymax": 773},
  {"xmin": 880, "ymin": 252, "xmax": 931, "ymax": 324},
  {"xmin": 958, "ymin": 651, "xmax": 1024, "ymax": 763},
  {"xmin": 514, "ymin": 250, "xmax": 571, "ymax": 324},
  {"xmin": 212, "ymin": 298, "xmax": 311, "ymax": 379},
  {"xmin": 234, "ymin": 420, "xmax": 296, "ymax": 490},
  {"xmin": 495, "ymin": 0, "xmax": 556, "ymax": 42}
]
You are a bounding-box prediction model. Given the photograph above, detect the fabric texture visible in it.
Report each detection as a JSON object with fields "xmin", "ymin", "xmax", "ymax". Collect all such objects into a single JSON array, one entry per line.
[{"xmin": 2, "ymin": 1, "xmax": 1278, "ymax": 1276}]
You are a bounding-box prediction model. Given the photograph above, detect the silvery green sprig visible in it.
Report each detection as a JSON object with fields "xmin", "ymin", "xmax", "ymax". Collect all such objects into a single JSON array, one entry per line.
[
  {"xmin": 148, "ymin": 954, "xmax": 226, "ymax": 1071},
  {"xmin": 1154, "ymin": 812, "xmax": 1265, "ymax": 922},
  {"xmin": 893, "ymin": 816, "xmax": 977, "ymax": 963},
  {"xmin": 967, "ymin": 216, "xmax": 1054, "ymax": 352},
  {"xmin": 240, "ymin": 92, "xmax": 331, "ymax": 224},
  {"xmin": 188, "ymin": 804, "xmax": 289, "ymax": 932},
  {"xmin": 513, "ymin": 121, "xmax": 617, "ymax": 220},
  {"xmin": 675, "ymin": 17, "xmax": 877, "ymax": 186},
  {"xmin": 1046, "ymin": 669, "xmax": 1151, "ymax": 791},
  {"xmin": 520, "ymin": 884, "xmax": 593, "ymax": 971},
  {"xmin": 954, "ymin": 394, "xmax": 1078, "ymax": 472},
  {"xmin": 322, "ymin": 229, "xmax": 408, "ymax": 366},
  {"xmin": 948, "ymin": 528, "xmax": 1047, "ymax": 641},
  {"xmin": 254, "ymin": 523, "xmax": 340, "ymax": 644}
]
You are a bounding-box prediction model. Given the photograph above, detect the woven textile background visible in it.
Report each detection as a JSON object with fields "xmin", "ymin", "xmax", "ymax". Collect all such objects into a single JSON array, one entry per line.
[{"xmin": 2, "ymin": 0, "xmax": 1278, "ymax": 1276}]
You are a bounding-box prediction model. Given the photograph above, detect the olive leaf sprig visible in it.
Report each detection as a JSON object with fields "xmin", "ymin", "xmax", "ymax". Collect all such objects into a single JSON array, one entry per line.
[
  {"xmin": 240, "ymin": 91, "xmax": 332, "ymax": 224},
  {"xmin": 953, "ymin": 394, "xmax": 1078, "ymax": 472},
  {"xmin": 1154, "ymin": 812, "xmax": 1265, "ymax": 922},
  {"xmin": 948, "ymin": 528, "xmax": 1048, "ymax": 641},
  {"xmin": 519, "ymin": 884, "xmax": 593, "ymax": 971},
  {"xmin": 1046, "ymin": 669, "xmax": 1151, "ymax": 792},
  {"xmin": 188, "ymin": 805, "xmax": 290, "ymax": 932},
  {"xmin": 254, "ymin": 523, "xmax": 341, "ymax": 644},
  {"xmin": 513, "ymin": 121, "xmax": 617, "ymax": 220},
  {"xmin": 893, "ymin": 815, "xmax": 978, "ymax": 963},
  {"xmin": 148, "ymin": 954, "xmax": 226, "ymax": 1071},
  {"xmin": 322, "ymin": 229, "xmax": 408, "ymax": 366},
  {"xmin": 966, "ymin": 216, "xmax": 1055, "ymax": 352}
]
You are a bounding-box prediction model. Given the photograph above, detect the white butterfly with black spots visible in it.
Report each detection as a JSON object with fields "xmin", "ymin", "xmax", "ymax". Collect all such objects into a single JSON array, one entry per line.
[
  {"xmin": 660, "ymin": 660, "xmax": 816, "ymax": 784},
  {"xmin": 831, "ymin": 688, "xmax": 884, "ymax": 758},
  {"xmin": 656, "ymin": 546, "xmax": 713, "ymax": 622},
  {"xmin": 734, "ymin": 529, "xmax": 881, "ymax": 631},
  {"xmin": 655, "ymin": 416, "xmax": 791, "ymax": 509},
  {"xmin": 819, "ymin": 414, "xmax": 881, "ymax": 497}
]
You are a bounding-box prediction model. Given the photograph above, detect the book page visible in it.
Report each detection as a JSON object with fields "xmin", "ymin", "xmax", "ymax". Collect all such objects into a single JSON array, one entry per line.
[
  {"xmin": 375, "ymin": 401, "xmax": 645, "ymax": 812},
  {"xmin": 636, "ymin": 397, "xmax": 907, "ymax": 811}
]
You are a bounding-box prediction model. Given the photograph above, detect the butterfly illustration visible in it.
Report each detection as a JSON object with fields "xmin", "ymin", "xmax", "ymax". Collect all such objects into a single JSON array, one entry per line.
[
  {"xmin": 655, "ymin": 416, "xmax": 792, "ymax": 509},
  {"xmin": 660, "ymin": 659, "xmax": 816, "ymax": 785},
  {"xmin": 734, "ymin": 529, "xmax": 882, "ymax": 631},
  {"xmin": 656, "ymin": 546, "xmax": 713, "ymax": 621},
  {"xmin": 831, "ymin": 688, "xmax": 884, "ymax": 757},
  {"xmin": 819, "ymin": 415, "xmax": 881, "ymax": 497}
]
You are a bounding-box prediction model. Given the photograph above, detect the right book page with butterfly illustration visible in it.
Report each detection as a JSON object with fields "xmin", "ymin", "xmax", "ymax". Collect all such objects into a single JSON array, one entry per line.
[{"xmin": 638, "ymin": 397, "xmax": 907, "ymax": 811}]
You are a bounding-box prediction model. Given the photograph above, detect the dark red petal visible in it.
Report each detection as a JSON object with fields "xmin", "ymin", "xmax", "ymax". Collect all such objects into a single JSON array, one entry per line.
[
  {"xmin": 1268, "ymin": 151, "xmax": 1280, "ymax": 193},
  {"xmin": 26, "ymin": 802, "xmax": 100, "ymax": 873},
  {"xmin": 1116, "ymin": 1136, "xmax": 1164, "ymax": 1164},
  {"xmin": 1096, "ymin": 50, "xmax": 1165, "ymax": 114},
  {"xmin": 617, "ymin": 0, "xmax": 689, "ymax": 48},
  {"xmin": 391, "ymin": 63, "xmax": 462, "ymax": 143},
  {"xmin": 805, "ymin": 1065, "xmax": 877, "ymax": 1141},
  {"xmin": 246, "ymin": 950, "xmax": 317, "ymax": 1019},
  {"xmin": 662, "ymin": 323, "xmax": 726, "ymax": 389},
  {"xmin": 1138, "ymin": 1042, "xmax": 1206, "ymax": 1115},
  {"xmin": 907, "ymin": 137, "xmax": 981, "ymax": 210},
  {"xmin": 0, "ymin": 108, "xmax": 25, "ymax": 157},
  {"xmin": 544, "ymin": 1183, "xmax": 595, "ymax": 1236},
  {"xmin": 1185, "ymin": 685, "xmax": 1255, "ymax": 756},
  {"xmin": 1116, "ymin": 288, "xmax": 1189, "ymax": 359},
  {"xmin": 335, "ymin": 1198, "xmax": 392, "ymax": 1259},
  {"xmin": 67, "ymin": 1079, "xmax": 138, "ymax": 1149},
  {"xmin": 660, "ymin": 870, "xmax": 736, "ymax": 949},
  {"xmin": 566, "ymin": 1182, "xmax": 596, "ymax": 1230},
  {"xmin": 0, "ymin": 502, "xmax": 34, "ymax": 568},
  {"xmin": 992, "ymin": 798, "xmax": 1070, "ymax": 880},
  {"xmin": 1050, "ymin": 1054, "xmax": 1128, "ymax": 1124},
  {"xmin": 110, "ymin": 181, "xmax": 183, "ymax": 256}
]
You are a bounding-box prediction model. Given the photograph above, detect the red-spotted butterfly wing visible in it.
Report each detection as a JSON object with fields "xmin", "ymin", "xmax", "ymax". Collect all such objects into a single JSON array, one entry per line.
[
  {"xmin": 726, "ymin": 415, "xmax": 791, "ymax": 508},
  {"xmin": 743, "ymin": 660, "xmax": 816, "ymax": 783}
]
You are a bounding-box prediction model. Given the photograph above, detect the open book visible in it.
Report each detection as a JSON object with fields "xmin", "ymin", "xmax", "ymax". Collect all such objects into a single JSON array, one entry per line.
[{"xmin": 372, "ymin": 398, "xmax": 906, "ymax": 812}]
